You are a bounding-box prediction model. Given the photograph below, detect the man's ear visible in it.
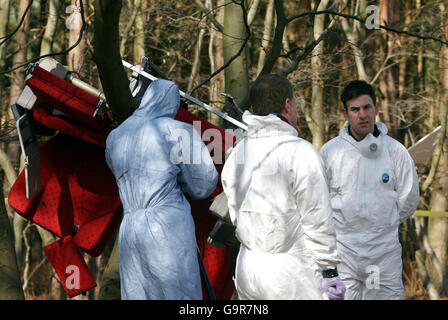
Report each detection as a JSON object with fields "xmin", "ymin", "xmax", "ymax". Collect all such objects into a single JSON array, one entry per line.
[
  {"xmin": 284, "ymin": 98, "xmax": 292, "ymax": 114},
  {"xmin": 342, "ymin": 107, "xmax": 348, "ymax": 121}
]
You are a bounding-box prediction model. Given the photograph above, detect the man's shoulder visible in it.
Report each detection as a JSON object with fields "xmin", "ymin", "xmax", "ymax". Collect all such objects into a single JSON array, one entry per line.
[
  {"xmin": 143, "ymin": 115, "xmax": 193, "ymax": 132},
  {"xmin": 285, "ymin": 136, "xmax": 320, "ymax": 154},
  {"xmin": 280, "ymin": 137, "xmax": 326, "ymax": 165},
  {"xmin": 321, "ymin": 136, "xmax": 343, "ymax": 154},
  {"xmin": 383, "ymin": 134, "xmax": 409, "ymax": 155}
]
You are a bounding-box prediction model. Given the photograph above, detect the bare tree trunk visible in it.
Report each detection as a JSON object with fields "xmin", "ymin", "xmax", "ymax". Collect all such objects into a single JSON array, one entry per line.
[
  {"xmin": 340, "ymin": 0, "xmax": 368, "ymax": 82},
  {"xmin": 49, "ymin": 271, "xmax": 66, "ymax": 300},
  {"xmin": 246, "ymin": 0, "xmax": 261, "ymax": 26},
  {"xmin": 40, "ymin": 0, "xmax": 59, "ymax": 56},
  {"xmin": 98, "ymin": 236, "xmax": 121, "ymax": 299},
  {"xmin": 0, "ymin": 0, "xmax": 10, "ymax": 120},
  {"xmin": 0, "ymin": 148, "xmax": 18, "ymax": 188},
  {"xmin": 428, "ymin": 146, "xmax": 448, "ymax": 275},
  {"xmin": 208, "ymin": 0, "xmax": 225, "ymax": 126},
  {"xmin": 67, "ymin": 0, "xmax": 88, "ymax": 78},
  {"xmin": 151, "ymin": 0, "xmax": 160, "ymax": 47},
  {"xmin": 427, "ymin": 2, "xmax": 448, "ymax": 291},
  {"xmin": 120, "ymin": 0, "xmax": 139, "ymax": 58},
  {"xmin": 223, "ymin": 0, "xmax": 249, "ymax": 122},
  {"xmin": 256, "ymin": 0, "xmax": 274, "ymax": 76},
  {"xmin": 0, "ymin": 172, "xmax": 25, "ymax": 300},
  {"xmin": 0, "ymin": 0, "xmax": 9, "ymax": 62},
  {"xmin": 133, "ymin": 0, "xmax": 145, "ymax": 64},
  {"xmin": 380, "ymin": 0, "xmax": 400, "ymax": 137},
  {"xmin": 378, "ymin": 0, "xmax": 391, "ymax": 128},
  {"xmin": 93, "ymin": 0, "xmax": 136, "ymax": 124},
  {"xmin": 9, "ymin": 0, "xmax": 30, "ymax": 105},
  {"xmin": 414, "ymin": 215, "xmax": 448, "ymax": 299},
  {"xmin": 415, "ymin": 248, "xmax": 440, "ymax": 299},
  {"xmin": 416, "ymin": 0, "xmax": 424, "ymax": 95},
  {"xmin": 87, "ymin": 256, "xmax": 99, "ymax": 300},
  {"xmin": 295, "ymin": 0, "xmax": 308, "ymax": 48},
  {"xmin": 187, "ymin": 25, "xmax": 206, "ymax": 93},
  {"xmin": 397, "ymin": 2, "xmax": 411, "ymax": 100},
  {"xmin": 310, "ymin": 0, "xmax": 329, "ymax": 149},
  {"xmin": 0, "ymin": 145, "xmax": 27, "ymax": 270},
  {"xmin": 8, "ymin": 0, "xmax": 30, "ymax": 172}
]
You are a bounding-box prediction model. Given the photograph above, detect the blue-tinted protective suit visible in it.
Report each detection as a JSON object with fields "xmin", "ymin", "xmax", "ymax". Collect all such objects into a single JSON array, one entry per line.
[{"xmin": 105, "ymin": 80, "xmax": 218, "ymax": 299}]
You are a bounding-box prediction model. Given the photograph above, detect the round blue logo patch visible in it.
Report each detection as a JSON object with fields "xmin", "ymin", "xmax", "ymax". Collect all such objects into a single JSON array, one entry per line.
[{"xmin": 382, "ymin": 173, "xmax": 389, "ymax": 183}]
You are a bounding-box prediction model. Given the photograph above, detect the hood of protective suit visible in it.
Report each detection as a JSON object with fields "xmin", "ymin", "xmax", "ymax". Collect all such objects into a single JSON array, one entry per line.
[
  {"xmin": 242, "ymin": 110, "xmax": 297, "ymax": 138},
  {"xmin": 132, "ymin": 79, "xmax": 180, "ymax": 119},
  {"xmin": 339, "ymin": 122, "xmax": 388, "ymax": 159},
  {"xmin": 105, "ymin": 77, "xmax": 219, "ymax": 300}
]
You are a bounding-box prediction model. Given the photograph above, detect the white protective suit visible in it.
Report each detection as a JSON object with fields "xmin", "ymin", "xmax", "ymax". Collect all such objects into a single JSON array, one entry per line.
[
  {"xmin": 320, "ymin": 122, "xmax": 419, "ymax": 300},
  {"xmin": 221, "ymin": 111, "xmax": 340, "ymax": 300},
  {"xmin": 105, "ymin": 80, "xmax": 218, "ymax": 300}
]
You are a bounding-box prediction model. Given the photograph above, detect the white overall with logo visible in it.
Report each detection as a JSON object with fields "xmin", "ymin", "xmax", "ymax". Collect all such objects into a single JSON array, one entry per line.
[{"xmin": 320, "ymin": 122, "xmax": 419, "ymax": 300}]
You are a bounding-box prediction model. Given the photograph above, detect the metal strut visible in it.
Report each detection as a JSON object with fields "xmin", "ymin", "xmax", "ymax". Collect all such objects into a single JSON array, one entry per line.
[
  {"xmin": 122, "ymin": 60, "xmax": 248, "ymax": 131},
  {"xmin": 197, "ymin": 247, "xmax": 216, "ymax": 300}
]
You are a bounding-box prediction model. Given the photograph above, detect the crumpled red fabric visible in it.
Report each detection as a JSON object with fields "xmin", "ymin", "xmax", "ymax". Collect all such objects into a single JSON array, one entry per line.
[{"xmin": 8, "ymin": 64, "xmax": 235, "ymax": 299}]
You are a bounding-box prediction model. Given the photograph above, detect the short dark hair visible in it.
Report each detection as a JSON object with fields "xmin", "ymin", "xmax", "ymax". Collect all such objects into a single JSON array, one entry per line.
[
  {"xmin": 249, "ymin": 74, "xmax": 293, "ymax": 115},
  {"xmin": 341, "ymin": 80, "xmax": 376, "ymax": 109}
]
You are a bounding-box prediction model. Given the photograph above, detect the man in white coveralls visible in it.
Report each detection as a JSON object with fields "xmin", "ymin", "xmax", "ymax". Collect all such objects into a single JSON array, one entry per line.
[
  {"xmin": 320, "ymin": 80, "xmax": 420, "ymax": 300},
  {"xmin": 221, "ymin": 74, "xmax": 345, "ymax": 300}
]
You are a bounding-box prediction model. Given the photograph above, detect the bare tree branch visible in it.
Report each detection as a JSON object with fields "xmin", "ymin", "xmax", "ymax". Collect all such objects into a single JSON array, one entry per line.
[
  {"xmin": 280, "ymin": 33, "xmax": 327, "ymax": 77},
  {"xmin": 281, "ymin": 12, "xmax": 338, "ymax": 77},
  {"xmin": 287, "ymin": 10, "xmax": 448, "ymax": 46},
  {"xmin": 120, "ymin": 0, "xmax": 141, "ymax": 57},
  {"xmin": 194, "ymin": 0, "xmax": 224, "ymax": 33},
  {"xmin": 257, "ymin": 0, "xmax": 287, "ymax": 76},
  {"xmin": 93, "ymin": 0, "xmax": 136, "ymax": 123},
  {"xmin": 0, "ymin": 0, "xmax": 33, "ymax": 46},
  {"xmin": 246, "ymin": 0, "xmax": 261, "ymax": 26}
]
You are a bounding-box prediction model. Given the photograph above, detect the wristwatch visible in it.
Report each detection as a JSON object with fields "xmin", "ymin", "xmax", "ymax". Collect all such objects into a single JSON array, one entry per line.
[{"xmin": 322, "ymin": 268, "xmax": 339, "ymax": 278}]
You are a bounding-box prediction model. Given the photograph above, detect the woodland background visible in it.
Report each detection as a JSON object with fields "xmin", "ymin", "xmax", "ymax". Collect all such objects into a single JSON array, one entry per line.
[{"xmin": 0, "ymin": 0, "xmax": 447, "ymax": 300}]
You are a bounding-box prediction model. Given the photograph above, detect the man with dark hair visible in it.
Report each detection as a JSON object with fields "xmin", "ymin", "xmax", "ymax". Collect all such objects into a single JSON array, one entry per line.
[
  {"xmin": 340, "ymin": 79, "xmax": 377, "ymax": 107},
  {"xmin": 320, "ymin": 80, "xmax": 420, "ymax": 300},
  {"xmin": 221, "ymin": 74, "xmax": 344, "ymax": 300},
  {"xmin": 339, "ymin": 80, "xmax": 378, "ymax": 141},
  {"xmin": 249, "ymin": 74, "xmax": 294, "ymax": 115}
]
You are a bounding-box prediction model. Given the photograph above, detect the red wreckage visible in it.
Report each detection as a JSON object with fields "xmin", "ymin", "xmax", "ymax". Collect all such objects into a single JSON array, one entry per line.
[{"xmin": 7, "ymin": 58, "xmax": 236, "ymax": 299}]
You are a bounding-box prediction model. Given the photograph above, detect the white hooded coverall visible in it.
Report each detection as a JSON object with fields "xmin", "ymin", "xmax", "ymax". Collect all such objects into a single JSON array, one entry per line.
[
  {"xmin": 221, "ymin": 111, "xmax": 340, "ymax": 300},
  {"xmin": 319, "ymin": 122, "xmax": 419, "ymax": 300},
  {"xmin": 105, "ymin": 80, "xmax": 218, "ymax": 299}
]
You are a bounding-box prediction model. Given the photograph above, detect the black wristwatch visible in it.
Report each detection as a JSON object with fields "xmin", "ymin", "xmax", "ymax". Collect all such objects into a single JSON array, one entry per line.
[{"xmin": 322, "ymin": 268, "xmax": 339, "ymax": 278}]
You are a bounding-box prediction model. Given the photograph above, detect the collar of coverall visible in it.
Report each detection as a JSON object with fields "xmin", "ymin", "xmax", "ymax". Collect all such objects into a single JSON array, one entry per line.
[
  {"xmin": 242, "ymin": 110, "xmax": 297, "ymax": 139},
  {"xmin": 348, "ymin": 124, "xmax": 380, "ymax": 141},
  {"xmin": 346, "ymin": 124, "xmax": 383, "ymax": 159},
  {"xmin": 270, "ymin": 112, "xmax": 290, "ymax": 125}
]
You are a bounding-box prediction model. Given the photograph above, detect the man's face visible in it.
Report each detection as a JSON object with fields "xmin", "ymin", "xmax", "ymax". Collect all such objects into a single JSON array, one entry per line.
[{"xmin": 343, "ymin": 94, "xmax": 378, "ymax": 141}]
